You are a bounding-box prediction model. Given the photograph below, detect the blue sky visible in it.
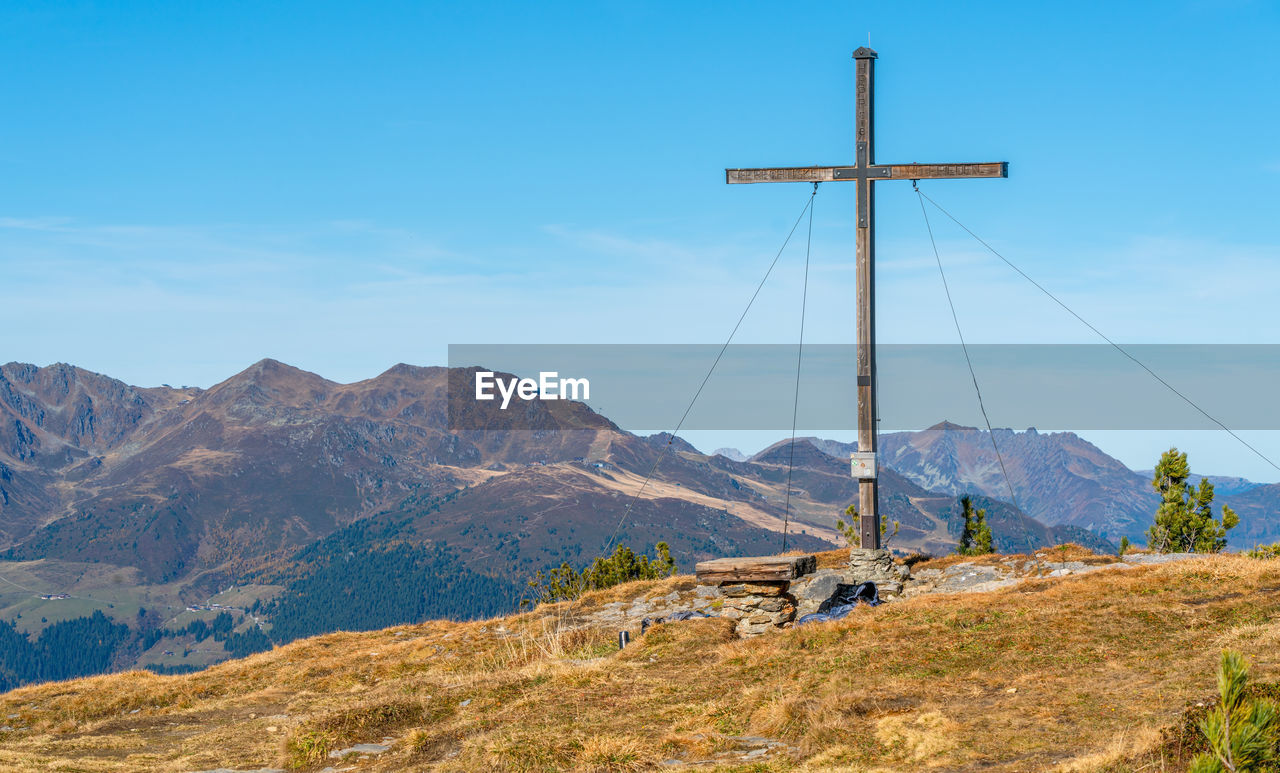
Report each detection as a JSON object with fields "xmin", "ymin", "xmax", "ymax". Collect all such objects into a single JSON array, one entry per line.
[{"xmin": 2, "ymin": 1, "xmax": 1278, "ymax": 480}]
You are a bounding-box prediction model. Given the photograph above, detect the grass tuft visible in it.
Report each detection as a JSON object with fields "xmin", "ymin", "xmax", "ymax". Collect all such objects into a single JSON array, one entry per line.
[
  {"xmin": 575, "ymin": 734, "xmax": 654, "ymax": 772},
  {"xmin": 283, "ymin": 730, "xmax": 334, "ymax": 769}
]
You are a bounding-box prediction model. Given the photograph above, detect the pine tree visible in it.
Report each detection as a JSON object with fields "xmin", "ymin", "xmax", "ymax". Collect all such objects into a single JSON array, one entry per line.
[
  {"xmin": 957, "ymin": 496, "xmax": 994, "ymax": 556},
  {"xmin": 1146, "ymin": 448, "xmax": 1238, "ymax": 553}
]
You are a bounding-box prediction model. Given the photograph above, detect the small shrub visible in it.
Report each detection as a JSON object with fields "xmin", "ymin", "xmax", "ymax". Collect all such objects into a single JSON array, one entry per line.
[
  {"xmin": 525, "ymin": 543, "xmax": 676, "ymax": 605},
  {"xmin": 1247, "ymin": 543, "xmax": 1280, "ymax": 560},
  {"xmin": 1189, "ymin": 650, "xmax": 1280, "ymax": 772},
  {"xmin": 836, "ymin": 504, "xmax": 898, "ymax": 549}
]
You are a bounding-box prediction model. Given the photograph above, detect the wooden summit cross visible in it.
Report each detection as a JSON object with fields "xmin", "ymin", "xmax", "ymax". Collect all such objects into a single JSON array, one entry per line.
[{"xmin": 727, "ymin": 48, "xmax": 1008, "ymax": 550}]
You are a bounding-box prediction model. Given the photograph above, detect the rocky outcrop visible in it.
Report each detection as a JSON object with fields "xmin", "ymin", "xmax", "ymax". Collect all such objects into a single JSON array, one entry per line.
[
  {"xmin": 580, "ymin": 585, "xmax": 719, "ymax": 631},
  {"xmin": 577, "ymin": 552, "xmax": 1211, "ymax": 642},
  {"xmin": 902, "ymin": 551, "xmax": 1200, "ymax": 597}
]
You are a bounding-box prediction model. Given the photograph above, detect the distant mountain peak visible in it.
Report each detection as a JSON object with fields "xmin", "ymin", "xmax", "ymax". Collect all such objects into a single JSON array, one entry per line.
[
  {"xmin": 925, "ymin": 421, "xmax": 980, "ymax": 432},
  {"xmin": 378, "ymin": 363, "xmax": 438, "ymax": 379},
  {"xmin": 214, "ymin": 359, "xmax": 334, "ymax": 390},
  {"xmin": 749, "ymin": 438, "xmax": 837, "ymax": 467},
  {"xmin": 643, "ymin": 433, "xmax": 700, "ymax": 454},
  {"xmin": 241, "ymin": 357, "xmax": 322, "ymax": 379}
]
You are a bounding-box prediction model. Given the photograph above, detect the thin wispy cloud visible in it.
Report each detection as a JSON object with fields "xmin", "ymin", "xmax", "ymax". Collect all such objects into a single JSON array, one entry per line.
[
  {"xmin": 0, "ymin": 217, "xmax": 474, "ymax": 290},
  {"xmin": 0, "ymin": 216, "xmax": 73, "ymax": 231},
  {"xmin": 540, "ymin": 223, "xmax": 725, "ymax": 265}
]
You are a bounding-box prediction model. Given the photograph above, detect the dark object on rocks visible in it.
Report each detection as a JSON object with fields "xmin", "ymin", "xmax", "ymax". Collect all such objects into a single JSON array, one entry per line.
[
  {"xmin": 640, "ymin": 610, "xmax": 712, "ymax": 634},
  {"xmin": 820, "ymin": 582, "xmax": 880, "ymax": 612},
  {"xmin": 618, "ymin": 630, "xmax": 631, "ymax": 649},
  {"xmin": 796, "ymin": 582, "xmax": 880, "ymax": 626}
]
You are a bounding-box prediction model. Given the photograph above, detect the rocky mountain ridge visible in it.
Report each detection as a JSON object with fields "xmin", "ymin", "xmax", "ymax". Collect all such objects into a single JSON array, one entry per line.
[
  {"xmin": 0, "ymin": 358, "xmax": 1266, "ymax": 681},
  {"xmin": 808, "ymin": 424, "xmax": 1276, "ymax": 546},
  {"xmin": 0, "ymin": 360, "xmax": 1114, "ymax": 595}
]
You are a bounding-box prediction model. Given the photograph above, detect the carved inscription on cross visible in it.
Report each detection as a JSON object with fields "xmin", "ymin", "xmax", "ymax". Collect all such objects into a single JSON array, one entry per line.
[{"xmin": 726, "ymin": 48, "xmax": 1008, "ymax": 550}]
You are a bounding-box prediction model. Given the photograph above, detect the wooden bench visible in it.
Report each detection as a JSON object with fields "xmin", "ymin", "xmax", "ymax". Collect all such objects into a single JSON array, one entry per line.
[{"xmin": 694, "ymin": 554, "xmax": 817, "ymax": 583}]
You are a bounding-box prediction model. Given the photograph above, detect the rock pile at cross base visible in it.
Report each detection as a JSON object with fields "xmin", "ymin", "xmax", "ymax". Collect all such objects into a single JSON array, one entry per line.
[{"xmin": 575, "ymin": 551, "xmax": 1198, "ymax": 638}]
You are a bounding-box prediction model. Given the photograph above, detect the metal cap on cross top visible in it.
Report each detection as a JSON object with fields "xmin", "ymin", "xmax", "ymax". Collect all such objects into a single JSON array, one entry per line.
[{"xmin": 725, "ymin": 49, "xmax": 1007, "ymax": 550}]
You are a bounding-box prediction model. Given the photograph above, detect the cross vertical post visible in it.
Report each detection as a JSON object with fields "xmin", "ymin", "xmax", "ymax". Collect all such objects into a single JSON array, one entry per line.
[
  {"xmin": 724, "ymin": 49, "xmax": 1007, "ymax": 554},
  {"xmin": 852, "ymin": 47, "xmax": 879, "ymax": 549}
]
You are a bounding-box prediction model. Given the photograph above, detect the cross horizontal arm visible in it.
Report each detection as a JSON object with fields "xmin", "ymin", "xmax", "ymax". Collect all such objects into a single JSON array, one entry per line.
[
  {"xmin": 882, "ymin": 162, "xmax": 1007, "ymax": 180},
  {"xmin": 726, "ymin": 166, "xmax": 839, "ymax": 184},
  {"xmin": 727, "ymin": 162, "xmax": 1007, "ymax": 185}
]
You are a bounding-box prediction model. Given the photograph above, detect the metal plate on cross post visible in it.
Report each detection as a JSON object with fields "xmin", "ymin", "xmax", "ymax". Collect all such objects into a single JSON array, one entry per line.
[{"xmin": 851, "ymin": 452, "xmax": 877, "ymax": 480}]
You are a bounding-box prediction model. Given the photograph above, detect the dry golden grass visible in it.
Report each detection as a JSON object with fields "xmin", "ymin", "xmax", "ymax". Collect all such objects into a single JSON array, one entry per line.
[
  {"xmin": 874, "ymin": 709, "xmax": 962, "ymax": 766},
  {"xmin": 910, "ymin": 541, "xmax": 1116, "ymax": 572},
  {"xmin": 2, "ymin": 552, "xmax": 1279, "ymax": 771},
  {"xmin": 811, "ymin": 547, "xmax": 851, "ymax": 570}
]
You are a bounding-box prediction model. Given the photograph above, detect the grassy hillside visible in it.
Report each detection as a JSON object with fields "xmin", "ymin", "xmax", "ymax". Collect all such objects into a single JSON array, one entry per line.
[{"xmin": 2, "ymin": 551, "xmax": 1278, "ymax": 771}]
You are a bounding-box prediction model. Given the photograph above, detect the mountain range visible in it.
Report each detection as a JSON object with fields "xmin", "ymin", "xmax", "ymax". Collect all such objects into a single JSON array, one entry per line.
[
  {"xmin": 809, "ymin": 424, "xmax": 1278, "ymax": 546},
  {"xmin": 0, "ymin": 359, "xmax": 1274, "ymax": 680}
]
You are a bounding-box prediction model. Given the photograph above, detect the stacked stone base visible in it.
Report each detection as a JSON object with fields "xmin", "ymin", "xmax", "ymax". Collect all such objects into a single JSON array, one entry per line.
[
  {"xmin": 847, "ymin": 548, "xmax": 909, "ymax": 598},
  {"xmin": 694, "ymin": 551, "xmax": 913, "ymax": 637},
  {"xmin": 717, "ymin": 581, "xmax": 796, "ymax": 637}
]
